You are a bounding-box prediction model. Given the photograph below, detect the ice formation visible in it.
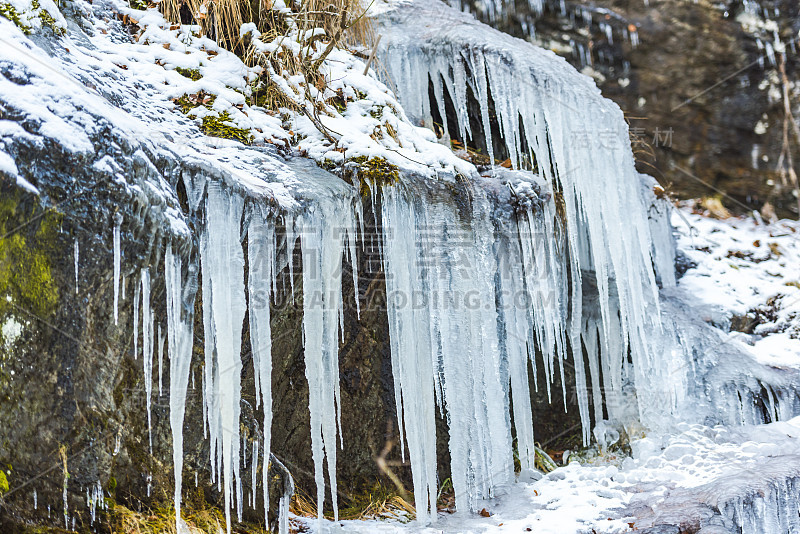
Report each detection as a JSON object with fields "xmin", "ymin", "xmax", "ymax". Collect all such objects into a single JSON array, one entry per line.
[
  {"xmin": 73, "ymin": 239, "xmax": 78, "ymax": 294},
  {"xmin": 298, "ymin": 193, "xmax": 360, "ymax": 525},
  {"xmin": 141, "ymin": 268, "xmax": 154, "ymax": 452},
  {"xmin": 166, "ymin": 245, "xmax": 197, "ymax": 533},
  {"xmin": 113, "ymin": 218, "xmax": 121, "ymax": 325},
  {"xmin": 8, "ymin": 0, "xmax": 797, "ymax": 528},
  {"xmin": 376, "ymin": 0, "xmax": 664, "ymax": 511},
  {"xmin": 200, "ymin": 182, "xmax": 247, "ymax": 534},
  {"xmin": 158, "ymin": 323, "xmax": 164, "ymax": 396},
  {"xmin": 247, "ymin": 205, "xmax": 275, "ymax": 524}
]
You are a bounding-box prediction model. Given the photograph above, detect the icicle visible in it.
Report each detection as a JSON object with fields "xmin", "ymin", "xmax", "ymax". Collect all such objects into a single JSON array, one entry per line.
[
  {"xmin": 158, "ymin": 324, "xmax": 165, "ymax": 396},
  {"xmin": 496, "ymin": 222, "xmax": 536, "ymax": 473},
  {"xmin": 381, "ymin": 0, "xmax": 662, "ymax": 450},
  {"xmin": 380, "ymin": 186, "xmax": 438, "ymax": 523},
  {"xmin": 73, "ymin": 239, "xmax": 79, "ymax": 294},
  {"xmin": 133, "ymin": 282, "xmax": 140, "ymax": 361},
  {"xmin": 251, "ymin": 439, "xmax": 258, "ymax": 509},
  {"xmin": 62, "ymin": 467, "xmax": 68, "ymax": 530},
  {"xmin": 141, "ymin": 268, "xmax": 154, "ymax": 453},
  {"xmin": 166, "ymin": 246, "xmax": 198, "ymax": 533},
  {"xmin": 298, "ymin": 194, "xmax": 358, "ymax": 525},
  {"xmin": 113, "ymin": 214, "xmax": 121, "ymax": 325},
  {"xmin": 201, "ymin": 183, "xmax": 247, "ymax": 534},
  {"xmin": 381, "ymin": 184, "xmax": 514, "ymax": 514},
  {"xmin": 248, "ymin": 205, "xmax": 276, "ymax": 527}
]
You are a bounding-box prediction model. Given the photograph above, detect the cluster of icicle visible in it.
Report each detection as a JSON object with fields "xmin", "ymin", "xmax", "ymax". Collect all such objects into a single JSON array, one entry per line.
[
  {"xmin": 153, "ymin": 179, "xmax": 359, "ymax": 534},
  {"xmin": 108, "ymin": 2, "xmax": 694, "ymax": 532},
  {"xmin": 379, "ymin": 0, "xmax": 673, "ymax": 512}
]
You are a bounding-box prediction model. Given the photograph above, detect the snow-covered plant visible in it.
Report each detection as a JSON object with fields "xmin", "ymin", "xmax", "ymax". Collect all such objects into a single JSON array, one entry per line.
[{"xmin": 0, "ymin": 0, "xmax": 66, "ymax": 35}]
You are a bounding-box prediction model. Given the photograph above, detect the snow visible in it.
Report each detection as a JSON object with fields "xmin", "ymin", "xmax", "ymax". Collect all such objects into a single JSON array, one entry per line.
[
  {"xmin": 674, "ymin": 204, "xmax": 800, "ymax": 368},
  {"xmin": 2, "ymin": 0, "xmax": 66, "ymax": 33},
  {"xmin": 297, "ymin": 417, "xmax": 800, "ymax": 533}
]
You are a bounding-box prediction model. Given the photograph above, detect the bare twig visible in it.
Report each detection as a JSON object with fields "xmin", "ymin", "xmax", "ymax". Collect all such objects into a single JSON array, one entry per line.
[{"xmin": 362, "ymin": 34, "xmax": 381, "ymax": 75}]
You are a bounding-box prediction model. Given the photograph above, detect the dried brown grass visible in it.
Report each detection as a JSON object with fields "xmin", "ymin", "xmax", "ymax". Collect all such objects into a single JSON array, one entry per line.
[{"xmin": 159, "ymin": 0, "xmax": 374, "ymax": 54}]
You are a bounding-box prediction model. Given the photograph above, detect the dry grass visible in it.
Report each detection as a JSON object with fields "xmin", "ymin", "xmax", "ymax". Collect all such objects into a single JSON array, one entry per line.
[
  {"xmin": 157, "ymin": 0, "xmax": 376, "ymax": 124},
  {"xmin": 290, "ymin": 483, "xmax": 416, "ymax": 523},
  {"xmin": 110, "ymin": 502, "xmax": 267, "ymax": 534},
  {"xmin": 159, "ymin": 0, "xmax": 374, "ymax": 54}
]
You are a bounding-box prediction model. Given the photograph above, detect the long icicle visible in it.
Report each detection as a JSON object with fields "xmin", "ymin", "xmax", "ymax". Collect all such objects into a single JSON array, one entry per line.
[
  {"xmin": 202, "ymin": 183, "xmax": 247, "ymax": 534},
  {"xmin": 247, "ymin": 205, "xmax": 276, "ymax": 528},
  {"xmin": 166, "ymin": 246, "xmax": 197, "ymax": 533}
]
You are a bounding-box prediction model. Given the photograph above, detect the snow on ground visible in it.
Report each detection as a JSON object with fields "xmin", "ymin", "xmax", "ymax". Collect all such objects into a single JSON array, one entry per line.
[
  {"xmin": 295, "ymin": 418, "xmax": 800, "ymax": 533},
  {"xmin": 673, "ymin": 203, "xmax": 800, "ymax": 368}
]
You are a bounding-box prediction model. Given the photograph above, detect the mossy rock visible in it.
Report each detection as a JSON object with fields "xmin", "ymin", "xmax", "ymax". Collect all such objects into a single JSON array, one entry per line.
[
  {"xmin": 175, "ymin": 67, "xmax": 202, "ymax": 81},
  {"xmin": 0, "ymin": 191, "xmax": 60, "ymax": 323},
  {"xmin": 0, "ymin": 2, "xmax": 29, "ymax": 32},
  {"xmin": 200, "ymin": 111, "xmax": 253, "ymax": 145},
  {"xmin": 0, "ymin": 0, "xmax": 65, "ymax": 35},
  {"xmin": 350, "ymin": 156, "xmax": 399, "ymax": 196}
]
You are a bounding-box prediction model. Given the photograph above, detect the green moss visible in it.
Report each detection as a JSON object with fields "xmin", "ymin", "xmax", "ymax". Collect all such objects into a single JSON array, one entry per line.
[
  {"xmin": 201, "ymin": 111, "xmax": 253, "ymax": 144},
  {"xmin": 0, "ymin": 192, "xmax": 60, "ymax": 323},
  {"xmin": 0, "ymin": 3, "xmax": 31, "ymax": 33},
  {"xmin": 128, "ymin": 0, "xmax": 148, "ymax": 9},
  {"xmin": 330, "ymin": 95, "xmax": 347, "ymax": 113},
  {"xmin": 175, "ymin": 66, "xmax": 202, "ymax": 81},
  {"xmin": 37, "ymin": 9, "xmax": 64, "ymax": 35},
  {"xmin": 0, "ymin": 470, "xmax": 8, "ymax": 493},
  {"xmin": 172, "ymin": 92, "xmax": 216, "ymax": 115},
  {"xmin": 320, "ymin": 159, "xmax": 338, "ymax": 172},
  {"xmin": 350, "ymin": 155, "xmax": 399, "ymax": 196}
]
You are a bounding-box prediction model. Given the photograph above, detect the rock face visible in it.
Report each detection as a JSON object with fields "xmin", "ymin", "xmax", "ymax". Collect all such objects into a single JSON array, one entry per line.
[{"xmin": 456, "ymin": 0, "xmax": 800, "ymax": 218}]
